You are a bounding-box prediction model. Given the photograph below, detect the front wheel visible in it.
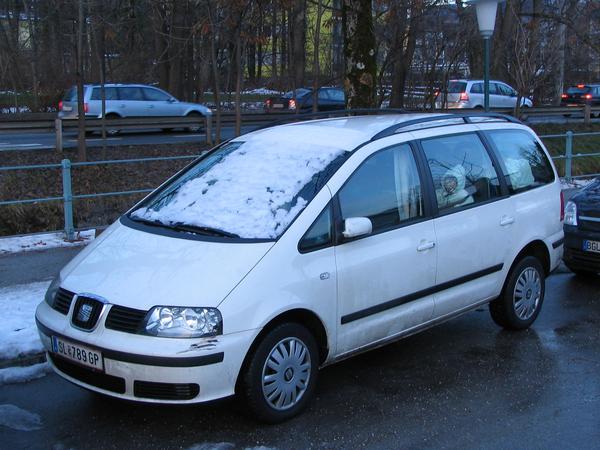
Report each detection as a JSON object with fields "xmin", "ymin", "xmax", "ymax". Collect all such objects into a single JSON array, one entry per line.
[
  {"xmin": 186, "ymin": 112, "xmax": 204, "ymax": 133},
  {"xmin": 239, "ymin": 323, "xmax": 319, "ymax": 423},
  {"xmin": 489, "ymin": 256, "xmax": 545, "ymax": 330}
]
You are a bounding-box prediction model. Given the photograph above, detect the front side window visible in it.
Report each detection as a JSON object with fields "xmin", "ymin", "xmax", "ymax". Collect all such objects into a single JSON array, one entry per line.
[
  {"xmin": 118, "ymin": 87, "xmax": 144, "ymax": 101},
  {"xmin": 328, "ymin": 89, "xmax": 345, "ymax": 102},
  {"xmin": 338, "ymin": 144, "xmax": 424, "ymax": 234},
  {"xmin": 130, "ymin": 136, "xmax": 348, "ymax": 239},
  {"xmin": 421, "ymin": 133, "xmax": 502, "ymax": 211},
  {"xmin": 144, "ymin": 88, "xmax": 171, "ymax": 102},
  {"xmin": 90, "ymin": 87, "xmax": 118, "ymax": 100},
  {"xmin": 486, "ymin": 130, "xmax": 555, "ymax": 193},
  {"xmin": 317, "ymin": 89, "xmax": 330, "ymax": 101}
]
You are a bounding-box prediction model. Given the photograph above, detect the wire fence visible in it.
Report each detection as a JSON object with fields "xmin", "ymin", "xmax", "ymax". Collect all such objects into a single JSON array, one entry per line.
[{"xmin": 0, "ymin": 131, "xmax": 598, "ymax": 240}]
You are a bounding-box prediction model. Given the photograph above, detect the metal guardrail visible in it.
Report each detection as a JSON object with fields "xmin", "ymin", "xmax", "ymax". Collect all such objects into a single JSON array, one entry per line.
[{"xmin": 0, "ymin": 129, "xmax": 598, "ymax": 240}]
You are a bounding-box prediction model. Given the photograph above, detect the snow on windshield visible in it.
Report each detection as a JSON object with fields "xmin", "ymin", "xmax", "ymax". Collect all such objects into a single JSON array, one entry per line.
[{"xmin": 132, "ymin": 126, "xmax": 350, "ymax": 239}]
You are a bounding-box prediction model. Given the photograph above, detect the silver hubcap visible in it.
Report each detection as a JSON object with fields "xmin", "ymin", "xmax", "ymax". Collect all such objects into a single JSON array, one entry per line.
[
  {"xmin": 261, "ymin": 337, "xmax": 311, "ymax": 411},
  {"xmin": 513, "ymin": 267, "xmax": 542, "ymax": 320}
]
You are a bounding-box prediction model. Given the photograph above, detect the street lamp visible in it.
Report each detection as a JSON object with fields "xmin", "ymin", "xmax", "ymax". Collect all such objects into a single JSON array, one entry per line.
[{"xmin": 473, "ymin": 0, "xmax": 502, "ymax": 112}]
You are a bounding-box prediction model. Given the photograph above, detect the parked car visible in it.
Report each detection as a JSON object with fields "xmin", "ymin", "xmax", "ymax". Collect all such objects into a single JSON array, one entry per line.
[
  {"xmin": 436, "ymin": 79, "xmax": 533, "ymax": 109},
  {"xmin": 36, "ymin": 111, "xmax": 563, "ymax": 423},
  {"xmin": 264, "ymin": 87, "xmax": 345, "ymax": 112},
  {"xmin": 58, "ymin": 84, "xmax": 212, "ymax": 132},
  {"xmin": 561, "ymin": 84, "xmax": 600, "ymax": 116},
  {"xmin": 563, "ymin": 177, "xmax": 600, "ymax": 276}
]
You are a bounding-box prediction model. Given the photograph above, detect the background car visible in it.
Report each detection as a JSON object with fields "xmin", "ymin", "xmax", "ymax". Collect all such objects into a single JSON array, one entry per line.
[
  {"xmin": 58, "ymin": 84, "xmax": 212, "ymax": 132},
  {"xmin": 264, "ymin": 87, "xmax": 345, "ymax": 113},
  {"xmin": 563, "ymin": 177, "xmax": 600, "ymax": 276},
  {"xmin": 435, "ymin": 79, "xmax": 533, "ymax": 109},
  {"xmin": 561, "ymin": 84, "xmax": 600, "ymax": 115}
]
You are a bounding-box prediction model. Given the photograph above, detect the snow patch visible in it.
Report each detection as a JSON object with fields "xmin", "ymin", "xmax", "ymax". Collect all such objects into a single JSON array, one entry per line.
[
  {"xmin": 0, "ymin": 404, "xmax": 43, "ymax": 431},
  {"xmin": 0, "ymin": 362, "xmax": 51, "ymax": 386},
  {"xmin": 560, "ymin": 177, "xmax": 596, "ymax": 190},
  {"xmin": 0, "ymin": 229, "xmax": 95, "ymax": 255},
  {"xmin": 0, "ymin": 280, "xmax": 50, "ymax": 361}
]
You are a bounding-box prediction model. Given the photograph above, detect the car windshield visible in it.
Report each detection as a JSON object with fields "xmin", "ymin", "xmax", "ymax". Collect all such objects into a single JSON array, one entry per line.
[
  {"xmin": 283, "ymin": 88, "xmax": 311, "ymax": 99},
  {"xmin": 447, "ymin": 82, "xmax": 467, "ymax": 93},
  {"xmin": 63, "ymin": 87, "xmax": 77, "ymax": 101},
  {"xmin": 130, "ymin": 136, "xmax": 348, "ymax": 239},
  {"xmin": 566, "ymin": 86, "xmax": 591, "ymax": 94}
]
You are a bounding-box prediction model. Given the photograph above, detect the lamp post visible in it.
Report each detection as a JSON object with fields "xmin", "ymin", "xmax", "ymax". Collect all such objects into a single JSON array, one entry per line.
[{"xmin": 473, "ymin": 0, "xmax": 501, "ymax": 112}]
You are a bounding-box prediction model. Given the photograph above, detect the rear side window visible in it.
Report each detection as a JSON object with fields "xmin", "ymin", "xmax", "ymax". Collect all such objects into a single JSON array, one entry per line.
[
  {"xmin": 144, "ymin": 88, "xmax": 171, "ymax": 101},
  {"xmin": 486, "ymin": 130, "xmax": 555, "ymax": 193},
  {"xmin": 118, "ymin": 87, "xmax": 144, "ymax": 101},
  {"xmin": 90, "ymin": 87, "xmax": 118, "ymax": 100},
  {"xmin": 470, "ymin": 83, "xmax": 483, "ymax": 94},
  {"xmin": 317, "ymin": 90, "xmax": 330, "ymax": 101},
  {"xmin": 421, "ymin": 133, "xmax": 502, "ymax": 211},
  {"xmin": 338, "ymin": 144, "xmax": 424, "ymax": 234}
]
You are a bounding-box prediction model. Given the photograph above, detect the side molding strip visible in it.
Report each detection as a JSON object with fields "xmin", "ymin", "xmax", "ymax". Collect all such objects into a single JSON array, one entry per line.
[{"xmin": 340, "ymin": 263, "xmax": 504, "ymax": 325}]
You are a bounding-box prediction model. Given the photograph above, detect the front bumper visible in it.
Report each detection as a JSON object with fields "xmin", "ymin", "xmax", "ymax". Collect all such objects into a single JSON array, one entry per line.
[
  {"xmin": 35, "ymin": 302, "xmax": 256, "ymax": 404},
  {"xmin": 563, "ymin": 226, "xmax": 600, "ymax": 272}
]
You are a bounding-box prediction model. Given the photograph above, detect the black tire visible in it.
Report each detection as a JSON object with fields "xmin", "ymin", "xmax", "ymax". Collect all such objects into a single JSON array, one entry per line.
[
  {"xmin": 186, "ymin": 112, "xmax": 204, "ymax": 133},
  {"xmin": 104, "ymin": 114, "xmax": 121, "ymax": 136},
  {"xmin": 489, "ymin": 256, "xmax": 545, "ymax": 330},
  {"xmin": 239, "ymin": 322, "xmax": 319, "ymax": 423}
]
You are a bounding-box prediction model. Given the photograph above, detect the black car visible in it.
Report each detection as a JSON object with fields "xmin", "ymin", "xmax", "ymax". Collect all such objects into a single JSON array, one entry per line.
[
  {"xmin": 264, "ymin": 87, "xmax": 345, "ymax": 113},
  {"xmin": 563, "ymin": 177, "xmax": 600, "ymax": 276},
  {"xmin": 561, "ymin": 84, "xmax": 600, "ymax": 108}
]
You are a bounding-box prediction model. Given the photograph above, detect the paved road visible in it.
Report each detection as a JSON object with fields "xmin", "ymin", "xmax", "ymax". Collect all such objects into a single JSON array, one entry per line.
[{"xmin": 1, "ymin": 264, "xmax": 599, "ymax": 449}]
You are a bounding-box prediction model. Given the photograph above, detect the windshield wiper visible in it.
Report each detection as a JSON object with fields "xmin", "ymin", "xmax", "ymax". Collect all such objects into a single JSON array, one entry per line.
[{"xmin": 170, "ymin": 222, "xmax": 240, "ymax": 238}]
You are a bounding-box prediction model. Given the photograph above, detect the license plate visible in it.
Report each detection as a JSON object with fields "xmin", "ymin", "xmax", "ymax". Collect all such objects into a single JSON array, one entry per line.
[
  {"xmin": 51, "ymin": 336, "xmax": 104, "ymax": 371},
  {"xmin": 272, "ymin": 103, "xmax": 284, "ymax": 109},
  {"xmin": 583, "ymin": 240, "xmax": 600, "ymax": 253},
  {"xmin": 62, "ymin": 106, "xmax": 72, "ymax": 111}
]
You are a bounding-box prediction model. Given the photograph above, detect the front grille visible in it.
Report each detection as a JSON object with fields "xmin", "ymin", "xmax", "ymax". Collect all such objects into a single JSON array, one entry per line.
[
  {"xmin": 52, "ymin": 288, "xmax": 75, "ymax": 315},
  {"xmin": 579, "ymin": 218, "xmax": 600, "ymax": 233},
  {"xmin": 49, "ymin": 353, "xmax": 125, "ymax": 394},
  {"xmin": 565, "ymin": 248, "xmax": 600, "ymax": 271},
  {"xmin": 105, "ymin": 305, "xmax": 147, "ymax": 334},
  {"xmin": 71, "ymin": 297, "xmax": 104, "ymax": 330},
  {"xmin": 134, "ymin": 380, "xmax": 199, "ymax": 400}
]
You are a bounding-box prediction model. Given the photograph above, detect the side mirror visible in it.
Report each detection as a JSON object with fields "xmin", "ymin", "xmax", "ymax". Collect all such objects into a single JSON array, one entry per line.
[
  {"xmin": 342, "ymin": 217, "xmax": 373, "ymax": 239},
  {"xmin": 168, "ymin": 98, "xmax": 177, "ymax": 103}
]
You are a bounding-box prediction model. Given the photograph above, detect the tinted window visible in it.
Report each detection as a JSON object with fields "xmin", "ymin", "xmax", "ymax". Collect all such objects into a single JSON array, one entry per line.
[
  {"xmin": 489, "ymin": 83, "xmax": 501, "ymax": 95},
  {"xmin": 328, "ymin": 89, "xmax": 345, "ymax": 102},
  {"xmin": 487, "ymin": 130, "xmax": 555, "ymax": 193},
  {"xmin": 63, "ymin": 87, "xmax": 77, "ymax": 101},
  {"xmin": 566, "ymin": 86, "xmax": 591, "ymax": 94},
  {"xmin": 447, "ymin": 82, "xmax": 467, "ymax": 93},
  {"xmin": 498, "ymin": 84, "xmax": 514, "ymax": 96},
  {"xmin": 90, "ymin": 87, "xmax": 118, "ymax": 100},
  {"xmin": 299, "ymin": 205, "xmax": 332, "ymax": 252},
  {"xmin": 118, "ymin": 87, "xmax": 144, "ymax": 101},
  {"xmin": 421, "ymin": 133, "xmax": 502, "ymax": 211},
  {"xmin": 144, "ymin": 88, "xmax": 171, "ymax": 101},
  {"xmin": 470, "ymin": 83, "xmax": 483, "ymax": 94},
  {"xmin": 338, "ymin": 145, "xmax": 424, "ymax": 234},
  {"xmin": 317, "ymin": 89, "xmax": 330, "ymax": 100}
]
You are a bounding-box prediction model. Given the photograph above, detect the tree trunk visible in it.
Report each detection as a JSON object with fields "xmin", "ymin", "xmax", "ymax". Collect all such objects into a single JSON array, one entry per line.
[
  {"xmin": 76, "ymin": 0, "xmax": 86, "ymax": 162},
  {"xmin": 342, "ymin": 0, "xmax": 376, "ymax": 108},
  {"xmin": 312, "ymin": 0, "xmax": 324, "ymax": 112},
  {"xmin": 290, "ymin": 0, "xmax": 306, "ymax": 88}
]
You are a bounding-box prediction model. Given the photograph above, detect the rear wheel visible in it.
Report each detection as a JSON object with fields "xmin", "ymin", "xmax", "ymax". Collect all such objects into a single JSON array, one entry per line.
[
  {"xmin": 239, "ymin": 323, "xmax": 319, "ymax": 423},
  {"xmin": 104, "ymin": 113, "xmax": 121, "ymax": 136},
  {"xmin": 490, "ymin": 256, "xmax": 545, "ymax": 330}
]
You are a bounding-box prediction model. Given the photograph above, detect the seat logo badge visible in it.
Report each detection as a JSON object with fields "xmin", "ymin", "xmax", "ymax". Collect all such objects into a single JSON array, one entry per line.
[
  {"xmin": 77, "ymin": 304, "xmax": 93, "ymax": 323},
  {"xmin": 320, "ymin": 272, "xmax": 330, "ymax": 280}
]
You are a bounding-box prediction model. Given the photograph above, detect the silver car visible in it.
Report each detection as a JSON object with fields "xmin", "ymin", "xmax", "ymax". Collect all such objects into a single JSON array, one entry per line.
[
  {"xmin": 58, "ymin": 84, "xmax": 212, "ymax": 131},
  {"xmin": 436, "ymin": 79, "xmax": 533, "ymax": 109}
]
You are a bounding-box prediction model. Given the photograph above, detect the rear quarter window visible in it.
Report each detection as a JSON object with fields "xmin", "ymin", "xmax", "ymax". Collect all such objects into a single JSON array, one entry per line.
[
  {"xmin": 90, "ymin": 87, "xmax": 119, "ymax": 100},
  {"xmin": 447, "ymin": 82, "xmax": 467, "ymax": 93},
  {"xmin": 486, "ymin": 130, "xmax": 555, "ymax": 194}
]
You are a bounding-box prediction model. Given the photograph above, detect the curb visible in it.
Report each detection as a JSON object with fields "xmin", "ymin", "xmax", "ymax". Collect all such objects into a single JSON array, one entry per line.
[{"xmin": 0, "ymin": 352, "xmax": 47, "ymax": 370}]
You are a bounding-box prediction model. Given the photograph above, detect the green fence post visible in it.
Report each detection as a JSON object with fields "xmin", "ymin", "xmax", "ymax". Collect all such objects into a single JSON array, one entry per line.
[
  {"xmin": 61, "ymin": 159, "xmax": 75, "ymax": 240},
  {"xmin": 565, "ymin": 131, "xmax": 573, "ymax": 182}
]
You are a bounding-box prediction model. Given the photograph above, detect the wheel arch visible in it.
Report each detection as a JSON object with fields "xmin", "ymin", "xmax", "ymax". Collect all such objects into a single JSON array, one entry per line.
[{"xmin": 509, "ymin": 240, "xmax": 551, "ymax": 277}]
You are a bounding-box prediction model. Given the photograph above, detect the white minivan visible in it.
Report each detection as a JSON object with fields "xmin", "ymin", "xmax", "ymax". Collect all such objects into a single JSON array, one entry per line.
[{"xmin": 36, "ymin": 112, "xmax": 564, "ymax": 422}]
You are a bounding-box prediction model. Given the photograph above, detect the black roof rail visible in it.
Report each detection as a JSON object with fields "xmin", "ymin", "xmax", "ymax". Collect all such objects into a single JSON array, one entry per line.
[
  {"xmin": 370, "ymin": 112, "xmax": 522, "ymax": 141},
  {"xmin": 256, "ymin": 108, "xmax": 408, "ymax": 131}
]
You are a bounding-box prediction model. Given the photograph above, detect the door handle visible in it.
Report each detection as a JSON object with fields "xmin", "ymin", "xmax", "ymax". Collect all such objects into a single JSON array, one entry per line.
[
  {"xmin": 500, "ymin": 215, "xmax": 515, "ymax": 226},
  {"xmin": 417, "ymin": 240, "xmax": 436, "ymax": 252}
]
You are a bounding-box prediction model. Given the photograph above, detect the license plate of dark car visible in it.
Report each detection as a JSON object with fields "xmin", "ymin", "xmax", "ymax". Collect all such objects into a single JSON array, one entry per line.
[
  {"xmin": 583, "ymin": 240, "xmax": 600, "ymax": 253},
  {"xmin": 52, "ymin": 336, "xmax": 104, "ymax": 371}
]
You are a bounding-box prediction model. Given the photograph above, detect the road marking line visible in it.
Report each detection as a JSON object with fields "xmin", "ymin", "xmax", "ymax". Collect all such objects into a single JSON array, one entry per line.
[
  {"xmin": 173, "ymin": 134, "xmax": 206, "ymax": 138},
  {"xmin": 67, "ymin": 138, "xmax": 122, "ymax": 142},
  {"xmin": 0, "ymin": 143, "xmax": 43, "ymax": 148}
]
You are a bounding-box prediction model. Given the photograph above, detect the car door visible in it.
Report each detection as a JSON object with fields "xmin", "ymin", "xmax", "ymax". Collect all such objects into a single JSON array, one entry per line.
[
  {"xmin": 489, "ymin": 83, "xmax": 505, "ymax": 108},
  {"xmin": 333, "ymin": 143, "xmax": 437, "ymax": 355},
  {"xmin": 142, "ymin": 87, "xmax": 178, "ymax": 116},
  {"xmin": 498, "ymin": 83, "xmax": 517, "ymax": 107},
  {"xmin": 419, "ymin": 132, "xmax": 514, "ymax": 317},
  {"xmin": 116, "ymin": 86, "xmax": 147, "ymax": 117}
]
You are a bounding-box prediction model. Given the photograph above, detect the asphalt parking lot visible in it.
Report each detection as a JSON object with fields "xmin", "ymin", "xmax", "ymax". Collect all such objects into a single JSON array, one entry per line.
[{"xmin": 1, "ymin": 267, "xmax": 599, "ymax": 450}]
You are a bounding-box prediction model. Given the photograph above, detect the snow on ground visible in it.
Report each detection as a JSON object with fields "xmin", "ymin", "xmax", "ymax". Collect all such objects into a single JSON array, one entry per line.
[
  {"xmin": 0, "ymin": 362, "xmax": 51, "ymax": 386},
  {"xmin": 0, "ymin": 280, "xmax": 50, "ymax": 361},
  {"xmin": 0, "ymin": 229, "xmax": 95, "ymax": 255},
  {"xmin": 0, "ymin": 404, "xmax": 43, "ymax": 431},
  {"xmin": 561, "ymin": 177, "xmax": 597, "ymax": 190}
]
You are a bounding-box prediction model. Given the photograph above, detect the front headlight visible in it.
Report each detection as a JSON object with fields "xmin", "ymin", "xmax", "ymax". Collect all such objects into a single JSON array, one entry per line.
[
  {"xmin": 144, "ymin": 306, "xmax": 222, "ymax": 338},
  {"xmin": 564, "ymin": 201, "xmax": 578, "ymax": 226},
  {"xmin": 44, "ymin": 276, "xmax": 61, "ymax": 307}
]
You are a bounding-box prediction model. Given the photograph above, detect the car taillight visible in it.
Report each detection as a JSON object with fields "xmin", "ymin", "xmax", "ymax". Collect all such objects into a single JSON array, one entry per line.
[
  {"xmin": 459, "ymin": 92, "xmax": 469, "ymax": 102},
  {"xmin": 560, "ymin": 190, "xmax": 565, "ymax": 221},
  {"xmin": 584, "ymin": 93, "xmax": 592, "ymax": 100},
  {"xmin": 265, "ymin": 99, "xmax": 272, "ymax": 107},
  {"xmin": 58, "ymin": 100, "xmax": 63, "ymax": 111},
  {"xmin": 561, "ymin": 94, "xmax": 568, "ymax": 99},
  {"xmin": 577, "ymin": 84, "xmax": 585, "ymax": 88},
  {"xmin": 289, "ymin": 98, "xmax": 297, "ymax": 109},
  {"xmin": 84, "ymin": 103, "xmax": 89, "ymax": 113}
]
